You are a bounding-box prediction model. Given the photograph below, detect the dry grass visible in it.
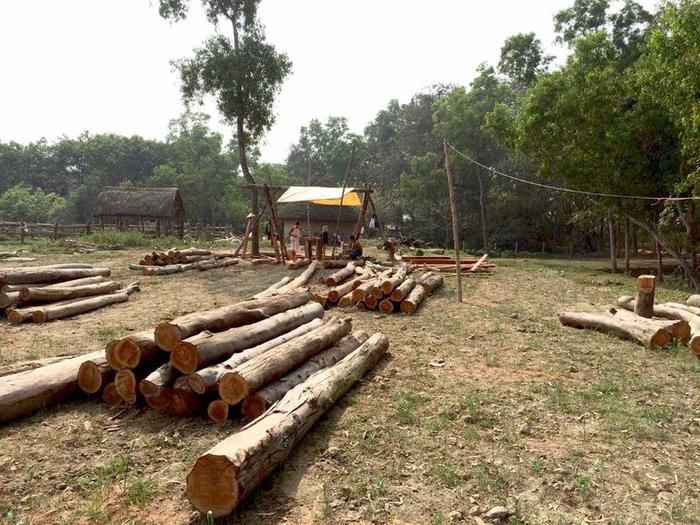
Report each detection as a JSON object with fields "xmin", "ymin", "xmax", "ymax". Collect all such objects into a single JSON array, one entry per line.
[{"xmin": 0, "ymin": 248, "xmax": 698, "ymax": 525}]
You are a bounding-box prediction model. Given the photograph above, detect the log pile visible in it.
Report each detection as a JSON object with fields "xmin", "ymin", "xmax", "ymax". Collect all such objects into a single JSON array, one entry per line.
[
  {"xmin": 0, "ymin": 264, "xmax": 139, "ymax": 324},
  {"xmin": 311, "ymin": 262, "xmax": 444, "ymax": 314},
  {"xmin": 137, "ymin": 247, "xmax": 236, "ymax": 266},
  {"xmin": 559, "ymin": 275, "xmax": 700, "ymax": 357}
]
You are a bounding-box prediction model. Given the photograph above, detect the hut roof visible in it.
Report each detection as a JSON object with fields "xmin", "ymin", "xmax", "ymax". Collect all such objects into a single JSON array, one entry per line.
[
  {"xmin": 93, "ymin": 187, "xmax": 184, "ymax": 219},
  {"xmin": 277, "ymin": 202, "xmax": 359, "ymax": 223}
]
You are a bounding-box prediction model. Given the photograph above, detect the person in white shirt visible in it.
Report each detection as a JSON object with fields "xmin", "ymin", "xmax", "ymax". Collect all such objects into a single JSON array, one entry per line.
[{"xmin": 288, "ymin": 221, "xmax": 307, "ymax": 261}]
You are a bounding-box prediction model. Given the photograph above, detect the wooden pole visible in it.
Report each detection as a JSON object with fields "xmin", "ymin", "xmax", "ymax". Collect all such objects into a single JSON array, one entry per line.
[
  {"xmin": 332, "ymin": 146, "xmax": 355, "ymax": 257},
  {"xmin": 634, "ymin": 275, "xmax": 656, "ymax": 318},
  {"xmin": 443, "ymin": 141, "xmax": 462, "ymax": 303}
]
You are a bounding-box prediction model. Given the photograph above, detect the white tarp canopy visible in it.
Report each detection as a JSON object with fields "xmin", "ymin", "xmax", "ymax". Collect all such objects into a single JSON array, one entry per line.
[{"xmin": 276, "ymin": 186, "xmax": 363, "ymax": 207}]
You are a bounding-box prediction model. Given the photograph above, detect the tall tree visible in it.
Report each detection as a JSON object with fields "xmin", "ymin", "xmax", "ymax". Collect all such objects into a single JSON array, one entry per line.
[
  {"xmin": 157, "ymin": 0, "xmax": 292, "ymax": 254},
  {"xmin": 498, "ymin": 33, "xmax": 553, "ymax": 89}
]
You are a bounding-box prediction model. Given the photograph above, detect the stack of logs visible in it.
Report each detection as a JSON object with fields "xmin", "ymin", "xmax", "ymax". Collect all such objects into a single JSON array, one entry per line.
[
  {"xmin": 559, "ymin": 274, "xmax": 700, "ymax": 357},
  {"xmin": 312, "ymin": 261, "xmax": 444, "ymax": 314},
  {"xmin": 398, "ymin": 253, "xmax": 495, "ymax": 275},
  {"xmin": 0, "ymin": 264, "xmax": 139, "ymax": 325},
  {"xmin": 131, "ymin": 247, "xmax": 250, "ymax": 276}
]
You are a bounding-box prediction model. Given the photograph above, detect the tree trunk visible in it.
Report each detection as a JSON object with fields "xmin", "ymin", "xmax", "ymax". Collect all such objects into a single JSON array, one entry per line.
[
  {"xmin": 171, "ymin": 303, "xmax": 324, "ymax": 374},
  {"xmin": 634, "ymin": 275, "xmax": 655, "ymax": 318},
  {"xmin": 557, "ymin": 311, "xmax": 670, "ymax": 347},
  {"xmin": 114, "ymin": 369, "xmax": 140, "ymax": 405},
  {"xmin": 419, "ymin": 274, "xmax": 444, "ymax": 295},
  {"xmin": 610, "ymin": 306, "xmax": 689, "ymax": 342},
  {"xmin": 185, "ymin": 333, "xmax": 389, "ymax": 517},
  {"xmin": 391, "ymin": 277, "xmax": 416, "ymax": 302},
  {"xmin": 381, "ymin": 267, "xmax": 408, "ymax": 295},
  {"xmin": 218, "ymin": 317, "xmax": 352, "ymax": 405},
  {"xmin": 327, "ymin": 274, "xmax": 369, "ymax": 303},
  {"xmin": 252, "ymin": 276, "xmax": 292, "ymax": 300},
  {"xmin": 19, "ymin": 281, "xmax": 121, "ymax": 303},
  {"xmin": 477, "ymin": 172, "xmax": 488, "ymax": 252},
  {"xmin": 400, "ymin": 285, "xmax": 428, "ymax": 314},
  {"xmin": 624, "ymin": 217, "xmax": 630, "ymax": 275},
  {"xmin": 77, "ymin": 342, "xmax": 116, "ymax": 394},
  {"xmin": 208, "ymin": 399, "xmax": 230, "ymax": 423},
  {"xmin": 241, "ymin": 331, "xmax": 369, "ymax": 420},
  {"xmin": 197, "ymin": 258, "xmax": 239, "ymax": 271},
  {"xmin": 154, "ymin": 291, "xmax": 311, "ymax": 351},
  {"xmin": 188, "ymin": 318, "xmax": 324, "ymax": 395},
  {"xmin": 326, "ymin": 261, "xmax": 360, "ymax": 287},
  {"xmin": 0, "ymin": 355, "xmax": 75, "ymax": 378},
  {"xmin": 0, "ymin": 267, "xmax": 110, "ymax": 286},
  {"xmin": 31, "ymin": 286, "xmax": 137, "ymax": 324},
  {"xmin": 352, "ymin": 188, "xmax": 371, "ymax": 240},
  {"xmin": 352, "ymin": 278, "xmax": 378, "ymax": 303},
  {"xmin": 0, "ymin": 349, "xmax": 104, "ymax": 423},
  {"xmin": 102, "ymin": 382, "xmax": 123, "ymax": 407},
  {"xmin": 274, "ymin": 261, "xmax": 319, "ymax": 295},
  {"xmin": 378, "ymin": 298, "xmax": 397, "ymax": 314},
  {"xmin": 608, "ymin": 213, "xmax": 617, "ymax": 274}
]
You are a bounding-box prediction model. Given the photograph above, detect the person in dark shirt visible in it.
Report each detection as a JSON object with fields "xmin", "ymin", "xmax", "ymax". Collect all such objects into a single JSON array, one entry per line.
[{"xmin": 348, "ymin": 235, "xmax": 363, "ymax": 260}]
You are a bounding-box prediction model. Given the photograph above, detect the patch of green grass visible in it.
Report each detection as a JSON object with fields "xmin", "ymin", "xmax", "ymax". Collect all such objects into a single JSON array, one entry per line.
[
  {"xmin": 393, "ymin": 389, "xmax": 428, "ymax": 425},
  {"xmin": 530, "ymin": 455, "xmax": 543, "ymax": 476},
  {"xmin": 429, "ymin": 463, "xmax": 460, "ymax": 488},
  {"xmin": 94, "ymin": 326, "xmax": 119, "ymax": 343},
  {"xmin": 572, "ymin": 473, "xmax": 594, "ymax": 500},
  {"xmin": 124, "ymin": 477, "xmax": 155, "ymax": 508},
  {"xmin": 460, "ymin": 389, "xmax": 496, "ymax": 428},
  {"xmin": 424, "ymin": 407, "xmax": 458, "ymax": 432},
  {"xmin": 473, "ymin": 462, "xmax": 508, "ymax": 494}
]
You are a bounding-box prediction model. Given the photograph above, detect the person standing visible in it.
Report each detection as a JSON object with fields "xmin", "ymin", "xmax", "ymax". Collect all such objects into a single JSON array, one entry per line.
[{"xmin": 288, "ymin": 221, "xmax": 306, "ymax": 261}]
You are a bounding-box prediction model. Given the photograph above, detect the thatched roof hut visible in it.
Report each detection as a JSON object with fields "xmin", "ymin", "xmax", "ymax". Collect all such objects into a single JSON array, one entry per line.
[{"xmin": 93, "ymin": 187, "xmax": 185, "ymax": 237}]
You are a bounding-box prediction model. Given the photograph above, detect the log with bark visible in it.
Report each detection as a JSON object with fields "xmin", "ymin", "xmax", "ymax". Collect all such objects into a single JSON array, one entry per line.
[
  {"xmin": 102, "ymin": 382, "xmax": 123, "ymax": 407},
  {"xmin": 381, "ymin": 266, "xmax": 408, "ymax": 294},
  {"xmin": 286, "ymin": 259, "xmax": 310, "ymax": 270},
  {"xmin": 610, "ymin": 307, "xmax": 690, "ymax": 342},
  {"xmin": 197, "ymin": 258, "xmax": 239, "ymax": 271},
  {"xmin": 337, "ymin": 291, "xmax": 356, "ymax": 308},
  {"xmin": 467, "ymin": 253, "xmax": 489, "ymax": 272},
  {"xmin": 171, "ymin": 302, "xmax": 325, "ymax": 374},
  {"xmin": 77, "ymin": 342, "xmax": 116, "ymax": 394},
  {"xmin": 110, "ymin": 329, "xmax": 160, "ymax": 370},
  {"xmin": 154, "ymin": 291, "xmax": 312, "ymax": 351},
  {"xmin": 187, "ymin": 318, "xmax": 324, "ymax": 395},
  {"xmin": 390, "ymin": 277, "xmax": 416, "ymax": 302},
  {"xmin": 0, "ymin": 355, "xmax": 76, "ymax": 378},
  {"xmin": 0, "ymin": 349, "xmax": 105, "ymax": 423},
  {"xmin": 400, "ymin": 284, "xmax": 428, "ymax": 314},
  {"xmin": 634, "ymin": 275, "xmax": 655, "ymax": 318},
  {"xmin": 687, "ymin": 295, "xmax": 700, "ymax": 308},
  {"xmin": 31, "ymin": 282, "xmax": 140, "ymax": 323},
  {"xmin": 558, "ymin": 311, "xmax": 670, "ymax": 348},
  {"xmin": 351, "ymin": 278, "xmax": 378, "ymax": 303},
  {"xmin": 252, "ymin": 276, "xmax": 292, "ymax": 300},
  {"xmin": 326, "ymin": 261, "xmax": 360, "ymax": 287},
  {"xmin": 185, "ymin": 332, "xmax": 389, "ymax": 517},
  {"xmin": 378, "ymin": 298, "xmax": 397, "ymax": 314},
  {"xmin": 114, "ymin": 369, "xmax": 140, "ymax": 405},
  {"xmin": 364, "ymin": 295, "xmax": 379, "ymax": 310},
  {"xmin": 139, "ymin": 362, "xmax": 178, "ymax": 399},
  {"xmin": 617, "ymin": 296, "xmax": 700, "ymax": 356},
  {"xmin": 274, "ymin": 261, "xmax": 319, "ymax": 295},
  {"xmin": 241, "ymin": 331, "xmax": 369, "ymax": 420},
  {"xmin": 322, "ymin": 260, "xmax": 347, "ymax": 269},
  {"xmin": 19, "ymin": 280, "xmax": 121, "ymax": 303},
  {"xmin": 0, "ymin": 267, "xmax": 111, "ymax": 286},
  {"xmin": 327, "ymin": 274, "xmax": 369, "ymax": 303},
  {"xmin": 419, "ymin": 273, "xmax": 444, "ymax": 294},
  {"xmin": 217, "ymin": 316, "xmax": 352, "ymax": 405}
]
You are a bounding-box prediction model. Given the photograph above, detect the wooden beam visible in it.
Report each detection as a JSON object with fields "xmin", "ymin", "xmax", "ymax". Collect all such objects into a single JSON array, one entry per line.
[{"xmin": 443, "ymin": 140, "xmax": 462, "ymax": 303}]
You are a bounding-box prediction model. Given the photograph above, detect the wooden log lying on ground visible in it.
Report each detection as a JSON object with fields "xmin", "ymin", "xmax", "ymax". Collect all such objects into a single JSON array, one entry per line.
[
  {"xmin": 419, "ymin": 273, "xmax": 444, "ymax": 294},
  {"xmin": 0, "ymin": 349, "xmax": 105, "ymax": 423},
  {"xmin": 391, "ymin": 277, "xmax": 416, "ymax": 302},
  {"xmin": 0, "ymin": 251, "xmax": 18, "ymax": 259},
  {"xmin": 322, "ymin": 260, "xmax": 347, "ymax": 269},
  {"xmin": 252, "ymin": 276, "xmax": 292, "ymax": 300},
  {"xmin": 208, "ymin": 399, "xmax": 230, "ymax": 423},
  {"xmin": 19, "ymin": 280, "xmax": 121, "ymax": 302},
  {"xmin": 188, "ymin": 318, "xmax": 324, "ymax": 395},
  {"xmin": 365, "ymin": 295, "xmax": 379, "ymax": 310},
  {"xmin": 77, "ymin": 342, "xmax": 116, "ymax": 394},
  {"xmin": 381, "ymin": 266, "xmax": 408, "ymax": 294},
  {"xmin": 558, "ymin": 311, "xmax": 670, "ymax": 348},
  {"xmin": 241, "ymin": 331, "xmax": 369, "ymax": 420},
  {"xmin": 352, "ymin": 278, "xmax": 378, "ymax": 303},
  {"xmin": 326, "ymin": 261, "xmax": 359, "ymax": 287},
  {"xmin": 8, "ymin": 297, "xmax": 86, "ymax": 325},
  {"xmin": 274, "ymin": 261, "xmax": 319, "ymax": 295},
  {"xmin": 634, "ymin": 275, "xmax": 655, "ymax": 318},
  {"xmin": 217, "ymin": 316, "xmax": 352, "ymax": 405},
  {"xmin": 618, "ymin": 296, "xmax": 700, "ymax": 355},
  {"xmin": 327, "ymin": 274, "xmax": 369, "ymax": 303},
  {"xmin": 110, "ymin": 329, "xmax": 159, "ymax": 370},
  {"xmin": 154, "ymin": 291, "xmax": 311, "ymax": 351},
  {"xmin": 185, "ymin": 332, "xmax": 389, "ymax": 517},
  {"xmin": 114, "ymin": 369, "xmax": 140, "ymax": 404},
  {"xmin": 400, "ymin": 284, "xmax": 428, "ymax": 314},
  {"xmin": 610, "ymin": 307, "xmax": 690, "ymax": 342},
  {"xmin": 467, "ymin": 253, "xmax": 489, "ymax": 272},
  {"xmin": 337, "ymin": 291, "xmax": 356, "ymax": 308},
  {"xmin": 0, "ymin": 355, "xmax": 76, "ymax": 378},
  {"xmin": 102, "ymin": 382, "xmax": 123, "ymax": 407},
  {"xmin": 197, "ymin": 258, "xmax": 239, "ymax": 271},
  {"xmin": 286, "ymin": 259, "xmax": 310, "ymax": 270},
  {"xmin": 2, "ymin": 273, "xmax": 110, "ymax": 313},
  {"xmin": 378, "ymin": 298, "xmax": 397, "ymax": 314},
  {"xmin": 171, "ymin": 302, "xmax": 325, "ymax": 374},
  {"xmin": 139, "ymin": 362, "xmax": 178, "ymax": 398},
  {"xmin": 687, "ymin": 295, "xmax": 700, "ymax": 308},
  {"xmin": 0, "ymin": 267, "xmax": 110, "ymax": 286},
  {"xmin": 31, "ymin": 282, "xmax": 140, "ymax": 323},
  {"xmin": 169, "ymin": 378, "xmax": 204, "ymax": 418}
]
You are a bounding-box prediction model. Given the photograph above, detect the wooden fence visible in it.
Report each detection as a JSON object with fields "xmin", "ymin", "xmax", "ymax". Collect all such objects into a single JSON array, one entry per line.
[{"xmin": 0, "ymin": 221, "xmax": 233, "ymax": 242}]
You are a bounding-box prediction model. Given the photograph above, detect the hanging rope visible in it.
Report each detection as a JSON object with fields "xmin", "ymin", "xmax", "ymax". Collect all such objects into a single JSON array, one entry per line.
[{"xmin": 446, "ymin": 142, "xmax": 700, "ymax": 202}]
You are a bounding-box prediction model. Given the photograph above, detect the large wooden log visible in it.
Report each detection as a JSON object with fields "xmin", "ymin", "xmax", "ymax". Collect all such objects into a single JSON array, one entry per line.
[
  {"xmin": 102, "ymin": 382, "xmax": 123, "ymax": 407},
  {"xmin": 327, "ymin": 274, "xmax": 369, "ymax": 303},
  {"xmin": 77, "ymin": 342, "xmax": 116, "ymax": 394},
  {"xmin": 241, "ymin": 331, "xmax": 369, "ymax": 420},
  {"xmin": 274, "ymin": 261, "xmax": 319, "ymax": 295},
  {"xmin": 381, "ymin": 266, "xmax": 408, "ymax": 294},
  {"xmin": 154, "ymin": 291, "xmax": 312, "ymax": 351},
  {"xmin": 139, "ymin": 362, "xmax": 178, "ymax": 398},
  {"xmin": 7, "ymin": 297, "xmax": 87, "ymax": 325},
  {"xmin": 467, "ymin": 253, "xmax": 489, "ymax": 272},
  {"xmin": 391, "ymin": 277, "xmax": 416, "ymax": 302},
  {"xmin": 252, "ymin": 276, "xmax": 292, "ymax": 300},
  {"xmin": 188, "ymin": 318, "xmax": 324, "ymax": 395},
  {"xmin": 0, "ymin": 355, "xmax": 75, "ymax": 378},
  {"xmin": 31, "ymin": 282, "xmax": 139, "ymax": 323},
  {"xmin": 19, "ymin": 280, "xmax": 121, "ymax": 302},
  {"xmin": 197, "ymin": 258, "xmax": 239, "ymax": 271},
  {"xmin": 400, "ymin": 284, "xmax": 428, "ymax": 314},
  {"xmin": 618, "ymin": 296, "xmax": 700, "ymax": 356},
  {"xmin": 558, "ymin": 311, "xmax": 670, "ymax": 348},
  {"xmin": 337, "ymin": 291, "xmax": 356, "ymax": 308},
  {"xmin": 419, "ymin": 273, "xmax": 444, "ymax": 294},
  {"xmin": 378, "ymin": 298, "xmax": 397, "ymax": 314},
  {"xmin": 610, "ymin": 307, "xmax": 690, "ymax": 342},
  {"xmin": 634, "ymin": 275, "xmax": 656, "ymax": 318},
  {"xmin": 114, "ymin": 369, "xmax": 140, "ymax": 405},
  {"xmin": 286, "ymin": 259, "xmax": 310, "ymax": 270},
  {"xmin": 0, "ymin": 267, "xmax": 110, "ymax": 286},
  {"xmin": 217, "ymin": 316, "xmax": 352, "ymax": 405},
  {"xmin": 110, "ymin": 330, "xmax": 160, "ymax": 370},
  {"xmin": 185, "ymin": 332, "xmax": 389, "ymax": 516},
  {"xmin": 322, "ymin": 260, "xmax": 347, "ymax": 269},
  {"xmin": 1, "ymin": 275, "xmax": 112, "ymax": 309},
  {"xmin": 686, "ymin": 295, "xmax": 700, "ymax": 308},
  {"xmin": 171, "ymin": 302, "xmax": 325, "ymax": 374},
  {"xmin": 352, "ymin": 278, "xmax": 378, "ymax": 303},
  {"xmin": 0, "ymin": 349, "xmax": 104, "ymax": 423},
  {"xmin": 326, "ymin": 261, "xmax": 359, "ymax": 287},
  {"xmin": 364, "ymin": 295, "xmax": 379, "ymax": 310}
]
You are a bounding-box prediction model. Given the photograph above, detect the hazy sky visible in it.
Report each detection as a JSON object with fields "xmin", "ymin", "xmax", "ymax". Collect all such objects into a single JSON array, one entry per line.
[{"xmin": 0, "ymin": 0, "xmax": 658, "ymax": 163}]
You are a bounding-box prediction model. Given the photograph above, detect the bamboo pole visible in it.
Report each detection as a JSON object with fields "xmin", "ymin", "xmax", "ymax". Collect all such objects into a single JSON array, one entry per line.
[{"xmin": 443, "ymin": 141, "xmax": 462, "ymax": 303}]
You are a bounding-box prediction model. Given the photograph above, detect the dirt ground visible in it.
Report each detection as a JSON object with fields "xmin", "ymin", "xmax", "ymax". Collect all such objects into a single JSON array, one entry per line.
[{"xmin": 0, "ymin": 247, "xmax": 698, "ymax": 525}]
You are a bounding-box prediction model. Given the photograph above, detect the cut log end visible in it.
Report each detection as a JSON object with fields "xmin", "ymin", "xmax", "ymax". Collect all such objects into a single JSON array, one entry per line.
[
  {"xmin": 154, "ymin": 322, "xmax": 181, "ymax": 352},
  {"xmin": 77, "ymin": 361, "xmax": 103, "ymax": 394},
  {"xmin": 171, "ymin": 342, "xmax": 199, "ymax": 375},
  {"xmin": 31, "ymin": 310, "xmax": 47, "ymax": 323},
  {"xmin": 6, "ymin": 309, "xmax": 24, "ymax": 326},
  {"xmin": 114, "ymin": 339, "xmax": 141, "ymax": 370},
  {"xmin": 400, "ymin": 301, "xmax": 417, "ymax": 314},
  {"xmin": 188, "ymin": 374, "xmax": 207, "ymax": 395},
  {"xmin": 207, "ymin": 400, "xmax": 229, "ymax": 423},
  {"xmin": 114, "ymin": 369, "xmax": 138, "ymax": 403},
  {"xmin": 240, "ymin": 394, "xmax": 269, "ymax": 422},
  {"xmin": 144, "ymin": 388, "xmax": 171, "ymax": 410},
  {"xmin": 139, "ymin": 379, "xmax": 160, "ymax": 398},
  {"xmin": 649, "ymin": 329, "xmax": 670, "ymax": 348},
  {"xmin": 378, "ymin": 299, "xmax": 395, "ymax": 314},
  {"xmin": 690, "ymin": 336, "xmax": 700, "ymax": 358},
  {"xmin": 102, "ymin": 383, "xmax": 123, "ymax": 407},
  {"xmin": 218, "ymin": 372, "xmax": 249, "ymax": 405},
  {"xmin": 186, "ymin": 454, "xmax": 238, "ymax": 517}
]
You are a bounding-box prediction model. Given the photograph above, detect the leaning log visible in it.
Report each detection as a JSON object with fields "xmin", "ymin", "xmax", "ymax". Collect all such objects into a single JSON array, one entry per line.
[
  {"xmin": 558, "ymin": 311, "xmax": 670, "ymax": 348},
  {"xmin": 187, "ymin": 318, "xmax": 324, "ymax": 395},
  {"xmin": 391, "ymin": 277, "xmax": 416, "ymax": 302},
  {"xmin": 19, "ymin": 280, "xmax": 121, "ymax": 303},
  {"xmin": 326, "ymin": 261, "xmax": 358, "ymax": 287},
  {"xmin": 274, "ymin": 261, "xmax": 319, "ymax": 295},
  {"xmin": 154, "ymin": 291, "xmax": 312, "ymax": 351},
  {"xmin": 171, "ymin": 302, "xmax": 325, "ymax": 374},
  {"xmin": 252, "ymin": 276, "xmax": 292, "ymax": 300},
  {"xmin": 0, "ymin": 267, "xmax": 111, "ymax": 286},
  {"xmin": 217, "ymin": 316, "xmax": 352, "ymax": 405},
  {"xmin": 185, "ymin": 332, "xmax": 389, "ymax": 517},
  {"xmin": 241, "ymin": 331, "xmax": 369, "ymax": 420},
  {"xmin": 400, "ymin": 284, "xmax": 428, "ymax": 314},
  {"xmin": 0, "ymin": 349, "xmax": 104, "ymax": 423},
  {"xmin": 197, "ymin": 258, "xmax": 239, "ymax": 271}
]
